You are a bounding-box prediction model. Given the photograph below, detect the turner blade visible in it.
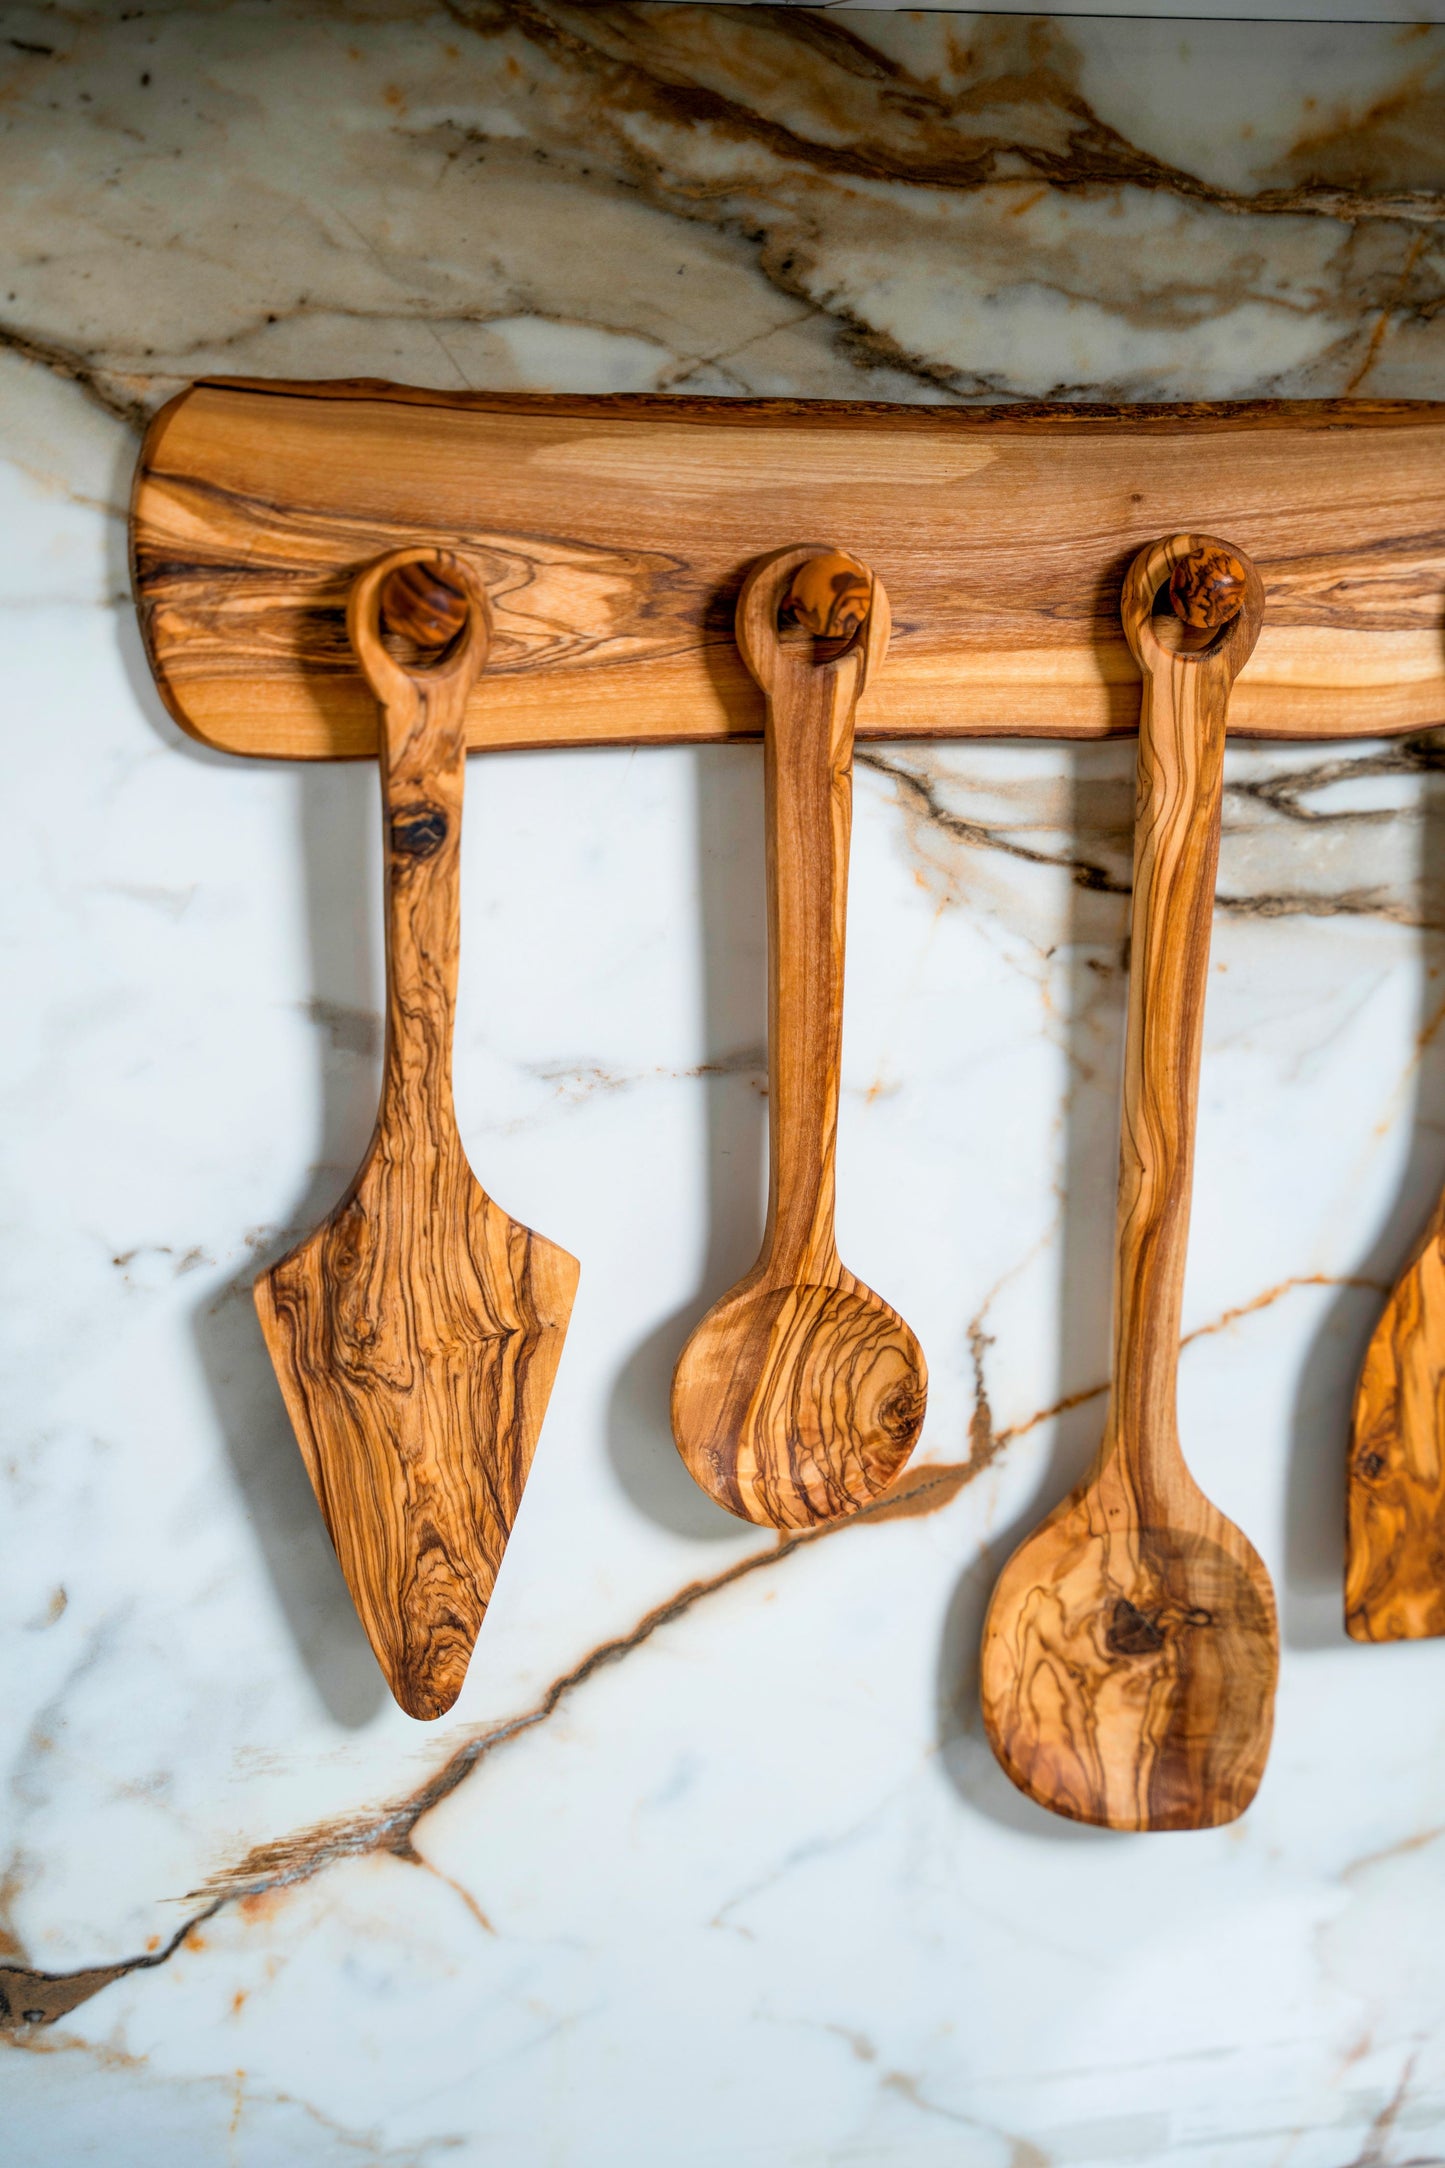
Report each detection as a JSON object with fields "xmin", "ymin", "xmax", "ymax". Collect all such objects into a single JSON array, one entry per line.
[{"xmin": 256, "ymin": 1180, "xmax": 578, "ymax": 1719}]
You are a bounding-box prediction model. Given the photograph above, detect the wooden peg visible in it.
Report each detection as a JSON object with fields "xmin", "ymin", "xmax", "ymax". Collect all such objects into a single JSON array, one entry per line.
[
  {"xmin": 1169, "ymin": 545, "xmax": 1247, "ymax": 631},
  {"xmin": 379, "ymin": 557, "xmax": 471, "ymax": 650},
  {"xmin": 780, "ymin": 549, "xmax": 872, "ymax": 640}
]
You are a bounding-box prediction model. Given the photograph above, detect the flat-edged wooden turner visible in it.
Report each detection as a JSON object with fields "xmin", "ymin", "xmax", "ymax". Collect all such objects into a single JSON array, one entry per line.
[
  {"xmin": 981, "ymin": 535, "xmax": 1278, "ymax": 1830},
  {"xmin": 671, "ymin": 545, "xmax": 927, "ymax": 1528},
  {"xmin": 255, "ymin": 546, "xmax": 579, "ymax": 1721},
  {"xmin": 1349, "ymin": 1205, "xmax": 1445, "ymax": 1641}
]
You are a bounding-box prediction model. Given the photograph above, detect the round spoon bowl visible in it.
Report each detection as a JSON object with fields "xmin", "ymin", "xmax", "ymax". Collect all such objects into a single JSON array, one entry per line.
[
  {"xmin": 980, "ymin": 1475, "xmax": 1277, "ymax": 1830},
  {"xmin": 672, "ymin": 1277, "xmax": 926, "ymax": 1529}
]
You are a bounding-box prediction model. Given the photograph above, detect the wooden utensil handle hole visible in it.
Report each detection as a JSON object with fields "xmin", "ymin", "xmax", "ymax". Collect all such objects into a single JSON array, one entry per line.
[
  {"xmin": 775, "ymin": 621, "xmax": 856, "ymax": 665},
  {"xmin": 1150, "ymin": 600, "xmax": 1218, "ymax": 656}
]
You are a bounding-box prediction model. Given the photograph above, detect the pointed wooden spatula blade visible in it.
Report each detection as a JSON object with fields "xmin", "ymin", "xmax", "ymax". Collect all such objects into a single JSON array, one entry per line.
[{"xmin": 255, "ymin": 549, "xmax": 579, "ymax": 1719}]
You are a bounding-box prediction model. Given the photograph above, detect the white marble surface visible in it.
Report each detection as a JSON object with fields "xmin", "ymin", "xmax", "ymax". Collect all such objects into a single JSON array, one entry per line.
[{"xmin": 2, "ymin": 7, "xmax": 1445, "ymax": 2165}]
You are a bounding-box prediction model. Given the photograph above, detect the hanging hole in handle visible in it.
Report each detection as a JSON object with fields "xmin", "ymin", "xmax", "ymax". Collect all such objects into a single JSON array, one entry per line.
[
  {"xmin": 378, "ymin": 556, "xmax": 473, "ymax": 670},
  {"xmin": 777, "ymin": 549, "xmax": 873, "ymax": 664}
]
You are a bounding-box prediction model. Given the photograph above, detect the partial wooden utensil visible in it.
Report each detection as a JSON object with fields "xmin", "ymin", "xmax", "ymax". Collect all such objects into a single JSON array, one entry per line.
[
  {"xmin": 671, "ymin": 545, "xmax": 927, "ymax": 1529},
  {"xmin": 980, "ymin": 534, "xmax": 1278, "ymax": 1830},
  {"xmin": 1348, "ymin": 1208, "xmax": 1445, "ymax": 1642},
  {"xmin": 255, "ymin": 546, "xmax": 579, "ymax": 1721}
]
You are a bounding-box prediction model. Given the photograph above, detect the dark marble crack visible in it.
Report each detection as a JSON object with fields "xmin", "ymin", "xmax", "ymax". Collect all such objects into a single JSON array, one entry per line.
[
  {"xmin": 0, "ymin": 1449, "xmax": 980, "ymax": 2039},
  {"xmin": 864, "ymin": 750, "xmax": 1445, "ymax": 929},
  {"xmin": 858, "ymin": 751, "xmax": 1129, "ymax": 898},
  {"xmin": 1226, "ymin": 732, "xmax": 1445, "ymax": 824},
  {"xmin": 453, "ymin": 2, "xmax": 1445, "ymax": 228},
  {"xmin": 417, "ymin": 4, "xmax": 1445, "ymax": 403},
  {"xmin": 1214, "ymin": 884, "xmax": 1415, "ymax": 925},
  {"xmin": 748, "ymin": 255, "xmax": 985, "ymax": 403},
  {"xmin": 2, "ymin": 5, "xmax": 1442, "ymax": 428},
  {"xmin": 0, "ymin": 1903, "xmax": 224, "ymax": 2033},
  {"xmin": 0, "ymin": 1263, "xmax": 1381, "ymax": 2038},
  {"xmin": 5, "ymin": 9, "xmax": 1442, "ymax": 422},
  {"xmin": 0, "ymin": 318, "xmax": 147, "ymax": 432}
]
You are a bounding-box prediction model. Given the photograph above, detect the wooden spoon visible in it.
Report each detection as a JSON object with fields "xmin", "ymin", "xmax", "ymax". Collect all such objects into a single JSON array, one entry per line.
[
  {"xmin": 671, "ymin": 545, "xmax": 927, "ymax": 1529},
  {"xmin": 1348, "ymin": 1208, "xmax": 1445, "ymax": 1641},
  {"xmin": 255, "ymin": 546, "xmax": 580, "ymax": 1721},
  {"xmin": 980, "ymin": 535, "xmax": 1278, "ymax": 1830}
]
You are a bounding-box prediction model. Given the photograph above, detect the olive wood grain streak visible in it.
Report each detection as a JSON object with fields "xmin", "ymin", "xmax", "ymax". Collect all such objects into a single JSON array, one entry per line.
[
  {"xmin": 130, "ymin": 383, "xmax": 1445, "ymax": 757},
  {"xmin": 671, "ymin": 548, "xmax": 926, "ymax": 1529},
  {"xmin": 1348, "ymin": 1192, "xmax": 1445, "ymax": 1642},
  {"xmin": 980, "ymin": 535, "xmax": 1279, "ymax": 1831},
  {"xmin": 254, "ymin": 547, "xmax": 579, "ymax": 1720}
]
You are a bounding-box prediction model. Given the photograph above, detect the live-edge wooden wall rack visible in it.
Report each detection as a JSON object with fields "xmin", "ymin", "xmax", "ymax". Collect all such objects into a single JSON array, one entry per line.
[{"xmin": 131, "ymin": 382, "xmax": 1445, "ymax": 757}]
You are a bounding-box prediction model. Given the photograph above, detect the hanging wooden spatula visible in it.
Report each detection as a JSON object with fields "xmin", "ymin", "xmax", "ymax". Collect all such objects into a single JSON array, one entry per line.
[
  {"xmin": 1349, "ymin": 1209, "xmax": 1445, "ymax": 1641},
  {"xmin": 671, "ymin": 545, "xmax": 927, "ymax": 1529},
  {"xmin": 980, "ymin": 535, "xmax": 1278, "ymax": 1830},
  {"xmin": 255, "ymin": 547, "xmax": 580, "ymax": 1721}
]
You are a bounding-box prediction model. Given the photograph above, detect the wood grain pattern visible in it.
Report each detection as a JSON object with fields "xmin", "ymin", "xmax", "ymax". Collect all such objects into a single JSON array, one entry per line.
[
  {"xmin": 1347, "ymin": 1194, "xmax": 1445, "ymax": 1642},
  {"xmin": 254, "ymin": 546, "xmax": 579, "ymax": 1721},
  {"xmin": 129, "ymin": 382, "xmax": 1445, "ymax": 757},
  {"xmin": 980, "ymin": 535, "xmax": 1279, "ymax": 1830},
  {"xmin": 671, "ymin": 547, "xmax": 926, "ymax": 1529}
]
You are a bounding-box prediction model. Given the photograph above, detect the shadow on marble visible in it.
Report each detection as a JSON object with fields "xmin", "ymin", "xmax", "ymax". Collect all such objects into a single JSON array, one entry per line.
[
  {"xmin": 189, "ymin": 1248, "xmax": 389, "ymax": 1731},
  {"xmin": 1284, "ymin": 736, "xmax": 1445, "ymax": 1655},
  {"xmin": 111, "ymin": 472, "xmax": 387, "ymax": 1723},
  {"xmin": 189, "ymin": 760, "xmax": 391, "ymax": 1728},
  {"xmin": 607, "ymin": 742, "xmax": 770, "ymax": 1543}
]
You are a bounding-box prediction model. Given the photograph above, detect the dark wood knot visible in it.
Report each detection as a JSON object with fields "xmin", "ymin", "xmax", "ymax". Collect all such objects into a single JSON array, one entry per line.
[
  {"xmin": 1169, "ymin": 546, "xmax": 1247, "ymax": 631},
  {"xmin": 878, "ymin": 1378, "xmax": 926, "ymax": 1445},
  {"xmin": 390, "ymin": 803, "xmax": 449, "ymax": 859},
  {"xmin": 380, "ymin": 559, "xmax": 470, "ymax": 650},
  {"xmin": 781, "ymin": 550, "xmax": 872, "ymax": 640},
  {"xmin": 1105, "ymin": 1596, "xmax": 1165, "ymax": 1657}
]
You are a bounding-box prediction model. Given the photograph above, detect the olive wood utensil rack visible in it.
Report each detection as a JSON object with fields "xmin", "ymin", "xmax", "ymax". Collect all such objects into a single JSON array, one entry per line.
[
  {"xmin": 130, "ymin": 382, "xmax": 1445, "ymax": 1784},
  {"xmin": 133, "ymin": 383, "xmax": 1445, "ymax": 755}
]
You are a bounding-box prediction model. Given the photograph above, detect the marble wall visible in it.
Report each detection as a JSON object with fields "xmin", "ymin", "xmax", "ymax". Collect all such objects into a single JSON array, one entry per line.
[{"xmin": 3, "ymin": 6, "xmax": 1445, "ymax": 2164}]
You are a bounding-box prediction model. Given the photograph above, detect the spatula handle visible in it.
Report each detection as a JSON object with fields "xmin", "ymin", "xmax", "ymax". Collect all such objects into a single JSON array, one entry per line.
[
  {"xmin": 735, "ymin": 547, "xmax": 890, "ymax": 1289},
  {"xmin": 347, "ymin": 550, "xmax": 492, "ymax": 1144},
  {"xmin": 1110, "ymin": 536, "xmax": 1263, "ymax": 1494}
]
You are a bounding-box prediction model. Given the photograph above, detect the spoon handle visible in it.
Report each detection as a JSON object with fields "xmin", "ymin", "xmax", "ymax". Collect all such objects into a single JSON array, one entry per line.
[
  {"xmin": 347, "ymin": 551, "xmax": 493, "ymax": 1152},
  {"xmin": 735, "ymin": 548, "xmax": 890, "ymax": 1289},
  {"xmin": 1111, "ymin": 537, "xmax": 1263, "ymax": 1503}
]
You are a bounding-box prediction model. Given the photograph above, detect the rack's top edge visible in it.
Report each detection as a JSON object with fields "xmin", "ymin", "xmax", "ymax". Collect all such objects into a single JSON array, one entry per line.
[{"xmin": 176, "ymin": 376, "xmax": 1445, "ymax": 432}]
